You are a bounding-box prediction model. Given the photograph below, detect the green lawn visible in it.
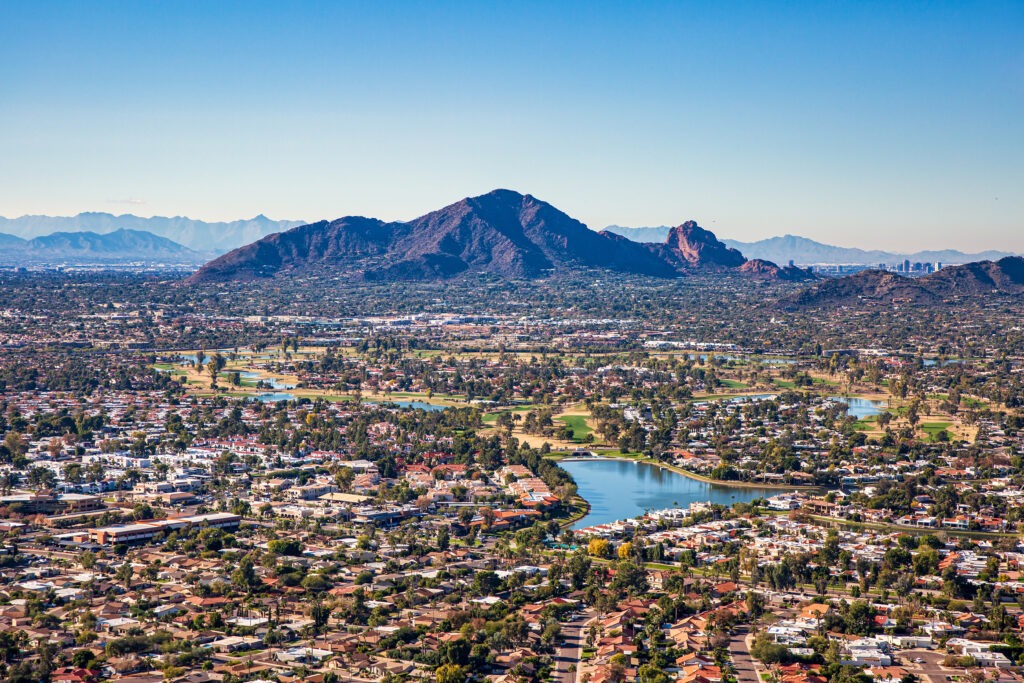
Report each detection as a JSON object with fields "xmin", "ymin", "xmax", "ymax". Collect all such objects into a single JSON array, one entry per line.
[
  {"xmin": 853, "ymin": 416, "xmax": 877, "ymax": 431},
  {"xmin": 557, "ymin": 414, "xmax": 593, "ymax": 441},
  {"xmin": 719, "ymin": 379, "xmax": 748, "ymax": 389},
  {"xmin": 921, "ymin": 422, "xmax": 952, "ymax": 441}
]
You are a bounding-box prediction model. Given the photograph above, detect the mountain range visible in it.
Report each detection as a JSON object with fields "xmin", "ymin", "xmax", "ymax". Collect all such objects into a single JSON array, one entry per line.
[
  {"xmin": 605, "ymin": 226, "xmax": 1016, "ymax": 266},
  {"xmin": 782, "ymin": 257, "xmax": 1024, "ymax": 309},
  {"xmin": 4, "ymin": 210, "xmax": 1014, "ymax": 270},
  {"xmin": 0, "ymin": 229, "xmax": 203, "ymax": 265},
  {"xmin": 0, "ymin": 212, "xmax": 304, "ymax": 253},
  {"xmin": 187, "ymin": 190, "xmax": 815, "ymax": 284}
]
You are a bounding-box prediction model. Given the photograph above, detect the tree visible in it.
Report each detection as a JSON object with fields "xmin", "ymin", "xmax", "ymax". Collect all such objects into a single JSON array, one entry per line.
[
  {"xmin": 567, "ymin": 550, "xmax": 592, "ymax": 590},
  {"xmin": 480, "ymin": 507, "xmax": 495, "ymax": 531},
  {"xmin": 4, "ymin": 431, "xmax": 27, "ymax": 460},
  {"xmin": 72, "ymin": 649, "xmax": 96, "ymax": 669},
  {"xmin": 541, "ymin": 621, "xmax": 562, "ymax": 648},
  {"xmin": 588, "ymin": 538, "xmax": 610, "ymax": 558},
  {"xmin": 301, "ymin": 573, "xmax": 331, "ymax": 593},
  {"xmin": 472, "ymin": 570, "xmax": 500, "ymax": 596},
  {"xmin": 26, "ymin": 466, "xmax": 57, "ymax": 491},
  {"xmin": 232, "ymin": 556, "xmax": 258, "ymax": 594},
  {"xmin": 62, "ymin": 462, "xmax": 84, "ymax": 485},
  {"xmin": 750, "ymin": 633, "xmax": 789, "ymax": 665},
  {"xmin": 206, "ymin": 352, "xmax": 226, "ymax": 388},
  {"xmin": 439, "ymin": 638, "xmax": 470, "ymax": 666},
  {"xmin": 115, "ymin": 561, "xmax": 133, "ymax": 589},
  {"xmin": 639, "ymin": 664, "xmax": 671, "ymax": 683},
  {"xmin": 311, "ymin": 598, "xmax": 330, "ymax": 634},
  {"xmin": 435, "ymin": 663, "xmax": 465, "ymax": 683},
  {"xmin": 610, "ymin": 560, "xmax": 649, "ymax": 596}
]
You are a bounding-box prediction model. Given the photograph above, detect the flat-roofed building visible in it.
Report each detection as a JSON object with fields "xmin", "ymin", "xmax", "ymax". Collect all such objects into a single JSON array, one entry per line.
[{"xmin": 88, "ymin": 513, "xmax": 240, "ymax": 546}]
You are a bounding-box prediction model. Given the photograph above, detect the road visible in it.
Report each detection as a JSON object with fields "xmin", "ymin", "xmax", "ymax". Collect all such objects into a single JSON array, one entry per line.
[
  {"xmin": 553, "ymin": 610, "xmax": 595, "ymax": 683},
  {"xmin": 899, "ymin": 649, "xmax": 949, "ymax": 683},
  {"xmin": 729, "ymin": 626, "xmax": 763, "ymax": 683}
]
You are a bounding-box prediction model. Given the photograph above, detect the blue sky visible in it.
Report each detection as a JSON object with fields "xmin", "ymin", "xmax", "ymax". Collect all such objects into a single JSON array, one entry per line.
[{"xmin": 1, "ymin": 1, "xmax": 1022, "ymax": 251}]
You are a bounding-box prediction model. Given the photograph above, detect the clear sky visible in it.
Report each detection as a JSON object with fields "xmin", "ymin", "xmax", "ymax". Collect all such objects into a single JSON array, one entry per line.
[{"xmin": 1, "ymin": 1, "xmax": 1022, "ymax": 251}]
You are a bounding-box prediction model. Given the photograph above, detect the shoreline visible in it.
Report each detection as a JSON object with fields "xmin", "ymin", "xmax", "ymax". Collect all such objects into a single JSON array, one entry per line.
[{"xmin": 559, "ymin": 495, "xmax": 592, "ymax": 529}]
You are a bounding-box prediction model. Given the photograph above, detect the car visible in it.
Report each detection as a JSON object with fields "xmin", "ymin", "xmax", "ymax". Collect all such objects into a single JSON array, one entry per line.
[{"xmin": 913, "ymin": 658, "xmax": 924, "ymax": 664}]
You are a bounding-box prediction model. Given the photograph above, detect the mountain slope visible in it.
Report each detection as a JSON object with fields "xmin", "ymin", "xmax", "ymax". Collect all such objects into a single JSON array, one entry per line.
[
  {"xmin": 190, "ymin": 217, "xmax": 405, "ymax": 281},
  {"xmin": 782, "ymin": 270, "xmax": 936, "ymax": 309},
  {"xmin": 0, "ymin": 213, "xmax": 304, "ymax": 252},
  {"xmin": 187, "ymin": 190, "xmax": 814, "ymax": 284},
  {"xmin": 924, "ymin": 256, "xmax": 1024, "ymax": 295},
  {"xmin": 649, "ymin": 221, "xmax": 747, "ymax": 269},
  {"xmin": 189, "ymin": 190, "xmax": 684, "ymax": 283},
  {"xmin": 782, "ymin": 256, "xmax": 1024, "ymax": 309},
  {"xmin": 0, "ymin": 229, "xmax": 201, "ymax": 264},
  {"xmin": 0, "ymin": 233, "xmax": 28, "ymax": 249},
  {"xmin": 391, "ymin": 189, "xmax": 677, "ymax": 279},
  {"xmin": 29, "ymin": 229, "xmax": 197, "ymax": 256}
]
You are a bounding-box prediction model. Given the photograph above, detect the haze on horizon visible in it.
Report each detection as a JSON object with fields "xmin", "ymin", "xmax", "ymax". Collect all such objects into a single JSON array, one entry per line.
[{"xmin": 1, "ymin": 1, "xmax": 1022, "ymax": 253}]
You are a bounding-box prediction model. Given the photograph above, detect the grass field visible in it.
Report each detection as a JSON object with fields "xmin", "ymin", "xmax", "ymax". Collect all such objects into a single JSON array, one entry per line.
[
  {"xmin": 556, "ymin": 414, "xmax": 593, "ymax": 441},
  {"xmin": 853, "ymin": 415, "xmax": 878, "ymax": 431},
  {"xmin": 921, "ymin": 421, "xmax": 952, "ymax": 441}
]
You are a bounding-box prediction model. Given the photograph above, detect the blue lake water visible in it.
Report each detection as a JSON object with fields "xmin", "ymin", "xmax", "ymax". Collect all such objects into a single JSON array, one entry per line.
[
  {"xmin": 830, "ymin": 396, "xmax": 886, "ymax": 419},
  {"xmin": 370, "ymin": 400, "xmax": 447, "ymax": 412},
  {"xmin": 561, "ymin": 459, "xmax": 786, "ymax": 530},
  {"xmin": 255, "ymin": 392, "xmax": 297, "ymax": 402},
  {"xmin": 240, "ymin": 371, "xmax": 295, "ymax": 389}
]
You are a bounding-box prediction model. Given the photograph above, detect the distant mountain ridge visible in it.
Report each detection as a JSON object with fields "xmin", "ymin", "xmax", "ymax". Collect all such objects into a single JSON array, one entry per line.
[
  {"xmin": 605, "ymin": 226, "xmax": 1017, "ymax": 265},
  {"xmin": 0, "ymin": 228, "xmax": 202, "ymax": 265},
  {"xmin": 782, "ymin": 256, "xmax": 1024, "ymax": 309},
  {"xmin": 0, "ymin": 212, "xmax": 304, "ymax": 252},
  {"xmin": 187, "ymin": 190, "xmax": 814, "ymax": 284}
]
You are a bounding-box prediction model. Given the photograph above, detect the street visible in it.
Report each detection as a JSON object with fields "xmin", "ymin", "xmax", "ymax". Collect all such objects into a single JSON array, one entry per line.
[
  {"xmin": 898, "ymin": 648, "xmax": 951, "ymax": 683},
  {"xmin": 729, "ymin": 626, "xmax": 763, "ymax": 683},
  {"xmin": 553, "ymin": 610, "xmax": 595, "ymax": 683}
]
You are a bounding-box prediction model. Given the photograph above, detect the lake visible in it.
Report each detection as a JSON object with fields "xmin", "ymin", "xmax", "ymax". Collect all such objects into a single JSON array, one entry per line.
[
  {"xmin": 370, "ymin": 400, "xmax": 447, "ymax": 412},
  {"xmin": 240, "ymin": 371, "xmax": 295, "ymax": 389},
  {"xmin": 560, "ymin": 459, "xmax": 786, "ymax": 530},
  {"xmin": 830, "ymin": 396, "xmax": 886, "ymax": 419},
  {"xmin": 255, "ymin": 392, "xmax": 297, "ymax": 402}
]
